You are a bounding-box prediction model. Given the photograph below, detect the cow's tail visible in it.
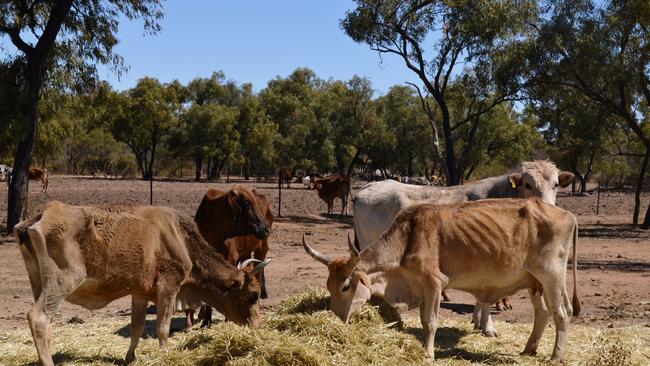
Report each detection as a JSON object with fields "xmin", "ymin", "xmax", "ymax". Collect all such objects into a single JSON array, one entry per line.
[
  {"xmin": 43, "ymin": 168, "xmax": 49, "ymax": 192},
  {"xmin": 571, "ymin": 219, "xmax": 581, "ymax": 317}
]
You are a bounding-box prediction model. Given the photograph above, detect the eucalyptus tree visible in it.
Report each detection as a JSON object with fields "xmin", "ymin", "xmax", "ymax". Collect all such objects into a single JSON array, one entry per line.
[
  {"xmin": 342, "ymin": 0, "xmax": 536, "ymax": 185},
  {"xmin": 110, "ymin": 77, "xmax": 182, "ymax": 180},
  {"xmin": 531, "ymin": 0, "xmax": 650, "ymax": 226},
  {"xmin": 0, "ymin": 0, "xmax": 163, "ymax": 232}
]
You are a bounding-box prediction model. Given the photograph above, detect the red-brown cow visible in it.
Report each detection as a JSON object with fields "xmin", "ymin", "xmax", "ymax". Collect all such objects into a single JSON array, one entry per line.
[
  {"xmin": 311, "ymin": 175, "xmax": 351, "ymax": 216},
  {"xmin": 28, "ymin": 168, "xmax": 48, "ymax": 193},
  {"xmin": 189, "ymin": 186, "xmax": 271, "ymax": 328},
  {"xmin": 278, "ymin": 168, "xmax": 293, "ymax": 188}
]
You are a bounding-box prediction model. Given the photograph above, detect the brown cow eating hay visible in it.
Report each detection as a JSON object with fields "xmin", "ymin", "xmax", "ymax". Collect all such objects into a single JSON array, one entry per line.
[
  {"xmin": 14, "ymin": 201, "xmax": 267, "ymax": 366},
  {"xmin": 303, "ymin": 198, "xmax": 580, "ymax": 362}
]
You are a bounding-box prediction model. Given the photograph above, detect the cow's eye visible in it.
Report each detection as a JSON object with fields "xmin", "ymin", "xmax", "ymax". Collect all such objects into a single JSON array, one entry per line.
[
  {"xmin": 554, "ymin": 182, "xmax": 559, "ymax": 189},
  {"xmin": 525, "ymin": 183, "xmax": 531, "ymax": 190},
  {"xmin": 341, "ymin": 284, "xmax": 350, "ymax": 292}
]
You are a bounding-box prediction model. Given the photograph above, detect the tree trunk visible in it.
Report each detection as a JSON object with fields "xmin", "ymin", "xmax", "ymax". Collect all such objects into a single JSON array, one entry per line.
[
  {"xmin": 7, "ymin": 64, "xmax": 40, "ymax": 233},
  {"xmin": 346, "ymin": 148, "xmax": 362, "ymax": 177},
  {"xmin": 439, "ymin": 102, "xmax": 459, "ymax": 186},
  {"xmin": 633, "ymin": 146, "xmax": 650, "ymax": 226},
  {"xmin": 407, "ymin": 151, "xmax": 414, "ymax": 178},
  {"xmin": 194, "ymin": 152, "xmax": 202, "ymax": 182}
]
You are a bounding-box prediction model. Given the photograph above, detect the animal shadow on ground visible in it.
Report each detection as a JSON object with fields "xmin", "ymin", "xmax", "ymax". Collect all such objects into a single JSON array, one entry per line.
[
  {"xmin": 579, "ymin": 224, "xmax": 650, "ymax": 239},
  {"xmin": 441, "ymin": 301, "xmax": 478, "ymax": 315},
  {"xmin": 114, "ymin": 317, "xmax": 192, "ymax": 339},
  {"xmin": 25, "ymin": 352, "xmax": 126, "ymax": 366},
  {"xmin": 406, "ymin": 326, "xmax": 517, "ymax": 363}
]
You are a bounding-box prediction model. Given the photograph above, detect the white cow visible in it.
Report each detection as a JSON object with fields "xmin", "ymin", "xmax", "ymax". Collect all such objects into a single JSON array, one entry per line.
[{"xmin": 0, "ymin": 164, "xmax": 11, "ymax": 182}]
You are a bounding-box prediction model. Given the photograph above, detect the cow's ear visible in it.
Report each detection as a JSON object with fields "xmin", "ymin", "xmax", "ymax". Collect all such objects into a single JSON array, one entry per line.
[
  {"xmin": 508, "ymin": 174, "xmax": 522, "ymax": 189},
  {"xmin": 558, "ymin": 172, "xmax": 575, "ymax": 188}
]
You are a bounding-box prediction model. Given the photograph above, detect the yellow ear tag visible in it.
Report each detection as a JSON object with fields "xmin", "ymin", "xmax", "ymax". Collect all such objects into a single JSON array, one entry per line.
[{"xmin": 511, "ymin": 181, "xmax": 517, "ymax": 189}]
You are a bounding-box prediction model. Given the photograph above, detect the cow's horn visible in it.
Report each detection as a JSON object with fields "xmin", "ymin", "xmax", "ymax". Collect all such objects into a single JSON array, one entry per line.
[
  {"xmin": 302, "ymin": 234, "xmax": 332, "ymax": 265},
  {"xmin": 348, "ymin": 233, "xmax": 360, "ymax": 257},
  {"xmin": 251, "ymin": 258, "xmax": 271, "ymax": 274},
  {"xmin": 238, "ymin": 258, "xmax": 261, "ymax": 270}
]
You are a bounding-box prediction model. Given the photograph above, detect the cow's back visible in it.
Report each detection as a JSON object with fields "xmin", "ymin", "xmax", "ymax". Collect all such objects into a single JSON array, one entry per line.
[
  {"xmin": 353, "ymin": 180, "xmax": 466, "ymax": 248},
  {"xmin": 17, "ymin": 202, "xmax": 194, "ymax": 306},
  {"xmin": 425, "ymin": 199, "xmax": 576, "ymax": 291},
  {"xmin": 194, "ymin": 188, "xmax": 227, "ymax": 246}
]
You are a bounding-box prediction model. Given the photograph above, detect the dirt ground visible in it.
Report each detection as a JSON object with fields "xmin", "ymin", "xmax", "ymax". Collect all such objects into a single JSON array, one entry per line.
[{"xmin": 0, "ymin": 176, "xmax": 649, "ymax": 332}]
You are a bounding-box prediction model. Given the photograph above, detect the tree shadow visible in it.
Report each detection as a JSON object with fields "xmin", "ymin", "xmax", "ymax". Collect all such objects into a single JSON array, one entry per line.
[
  {"xmin": 577, "ymin": 259, "xmax": 650, "ymax": 273},
  {"xmin": 405, "ymin": 326, "xmax": 517, "ymax": 363},
  {"xmin": 276, "ymin": 214, "xmax": 353, "ymax": 227},
  {"xmin": 579, "ymin": 224, "xmax": 650, "ymax": 239},
  {"xmin": 114, "ymin": 317, "xmax": 193, "ymax": 338}
]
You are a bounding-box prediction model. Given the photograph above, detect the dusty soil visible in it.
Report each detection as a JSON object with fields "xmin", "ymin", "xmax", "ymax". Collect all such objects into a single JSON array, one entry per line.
[{"xmin": 0, "ymin": 176, "xmax": 649, "ymax": 331}]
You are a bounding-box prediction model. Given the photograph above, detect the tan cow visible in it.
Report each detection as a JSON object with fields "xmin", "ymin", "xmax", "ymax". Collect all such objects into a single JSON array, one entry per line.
[
  {"xmin": 14, "ymin": 201, "xmax": 268, "ymax": 366},
  {"xmin": 28, "ymin": 167, "xmax": 48, "ymax": 192},
  {"xmin": 303, "ymin": 198, "xmax": 580, "ymax": 362}
]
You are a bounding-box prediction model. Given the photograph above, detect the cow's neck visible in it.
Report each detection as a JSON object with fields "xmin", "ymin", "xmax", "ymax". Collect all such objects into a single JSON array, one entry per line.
[
  {"xmin": 210, "ymin": 196, "xmax": 240, "ymax": 245},
  {"xmin": 355, "ymin": 225, "xmax": 408, "ymax": 275}
]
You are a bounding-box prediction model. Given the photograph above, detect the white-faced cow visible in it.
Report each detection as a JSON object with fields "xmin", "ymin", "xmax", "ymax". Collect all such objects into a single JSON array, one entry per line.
[
  {"xmin": 14, "ymin": 201, "xmax": 267, "ymax": 366},
  {"xmin": 304, "ymin": 198, "xmax": 580, "ymax": 362}
]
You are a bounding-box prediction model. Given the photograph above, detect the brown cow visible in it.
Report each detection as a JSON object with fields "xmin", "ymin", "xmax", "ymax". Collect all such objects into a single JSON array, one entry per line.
[
  {"xmin": 28, "ymin": 167, "xmax": 48, "ymax": 192},
  {"xmin": 278, "ymin": 167, "xmax": 293, "ymax": 188},
  {"xmin": 192, "ymin": 186, "xmax": 270, "ymax": 327},
  {"xmin": 303, "ymin": 198, "xmax": 580, "ymax": 362},
  {"xmin": 14, "ymin": 201, "xmax": 268, "ymax": 366},
  {"xmin": 311, "ymin": 175, "xmax": 351, "ymax": 215}
]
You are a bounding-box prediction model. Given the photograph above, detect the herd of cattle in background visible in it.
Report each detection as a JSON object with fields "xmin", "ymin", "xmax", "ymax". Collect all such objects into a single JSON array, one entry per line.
[{"xmin": 4, "ymin": 160, "xmax": 584, "ymax": 365}]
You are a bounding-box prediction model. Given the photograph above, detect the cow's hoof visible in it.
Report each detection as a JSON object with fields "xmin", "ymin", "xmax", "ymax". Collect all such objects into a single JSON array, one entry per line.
[
  {"xmin": 521, "ymin": 349, "xmax": 537, "ymax": 356},
  {"xmin": 482, "ymin": 329, "xmax": 498, "ymax": 338},
  {"xmin": 125, "ymin": 352, "xmax": 136, "ymax": 364}
]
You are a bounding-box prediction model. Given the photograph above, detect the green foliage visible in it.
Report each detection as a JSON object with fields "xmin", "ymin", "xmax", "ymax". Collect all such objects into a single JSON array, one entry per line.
[{"xmin": 109, "ymin": 77, "xmax": 182, "ymax": 179}]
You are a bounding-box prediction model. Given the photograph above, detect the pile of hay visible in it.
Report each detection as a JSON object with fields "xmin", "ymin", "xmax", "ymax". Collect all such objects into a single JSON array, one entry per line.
[{"xmin": 1, "ymin": 287, "xmax": 648, "ymax": 365}]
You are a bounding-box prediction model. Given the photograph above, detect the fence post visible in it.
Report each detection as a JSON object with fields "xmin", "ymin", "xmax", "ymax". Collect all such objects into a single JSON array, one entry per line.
[
  {"xmin": 277, "ymin": 171, "xmax": 282, "ymax": 218},
  {"xmin": 596, "ymin": 181, "xmax": 601, "ymax": 215}
]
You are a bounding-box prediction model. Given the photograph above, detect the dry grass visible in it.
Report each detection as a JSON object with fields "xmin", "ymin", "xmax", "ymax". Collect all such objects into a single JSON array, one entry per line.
[{"xmin": 1, "ymin": 287, "xmax": 648, "ymax": 366}]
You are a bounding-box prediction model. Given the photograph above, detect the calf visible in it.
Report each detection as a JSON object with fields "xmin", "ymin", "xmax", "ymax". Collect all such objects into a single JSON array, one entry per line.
[
  {"xmin": 303, "ymin": 198, "xmax": 580, "ymax": 362},
  {"xmin": 311, "ymin": 175, "xmax": 351, "ymax": 215},
  {"xmin": 14, "ymin": 202, "xmax": 268, "ymax": 366}
]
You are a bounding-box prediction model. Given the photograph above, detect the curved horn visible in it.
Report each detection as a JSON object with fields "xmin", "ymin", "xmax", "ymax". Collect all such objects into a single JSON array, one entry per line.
[
  {"xmin": 251, "ymin": 258, "xmax": 272, "ymax": 274},
  {"xmin": 238, "ymin": 258, "xmax": 261, "ymax": 270},
  {"xmin": 302, "ymin": 234, "xmax": 332, "ymax": 266},
  {"xmin": 348, "ymin": 233, "xmax": 360, "ymax": 257}
]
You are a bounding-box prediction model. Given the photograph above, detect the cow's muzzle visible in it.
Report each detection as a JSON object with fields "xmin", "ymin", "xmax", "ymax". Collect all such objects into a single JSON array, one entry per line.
[{"xmin": 254, "ymin": 225, "xmax": 270, "ymax": 240}]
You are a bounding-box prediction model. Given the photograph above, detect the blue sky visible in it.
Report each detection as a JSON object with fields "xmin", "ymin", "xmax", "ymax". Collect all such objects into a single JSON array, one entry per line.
[{"xmin": 97, "ymin": 1, "xmax": 421, "ymax": 95}]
